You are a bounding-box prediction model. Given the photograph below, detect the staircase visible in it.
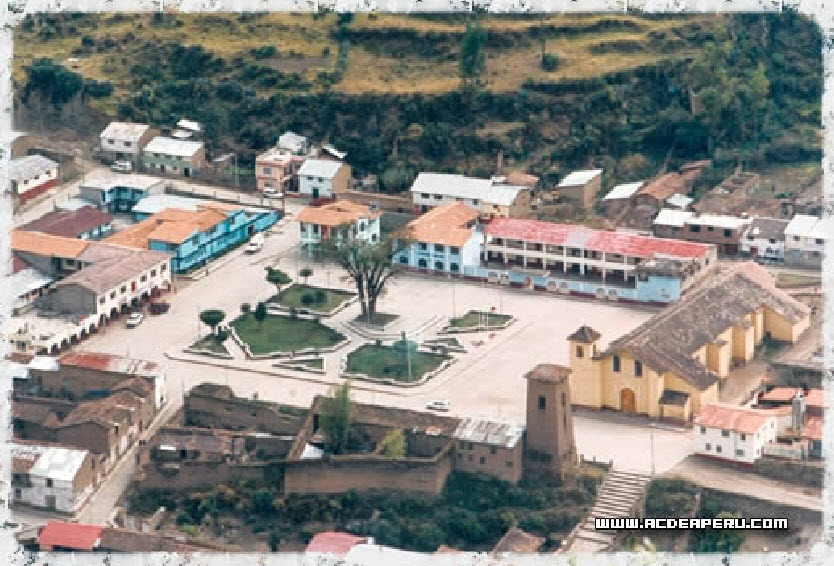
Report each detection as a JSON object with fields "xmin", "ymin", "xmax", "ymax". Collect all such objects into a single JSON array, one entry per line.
[{"xmin": 563, "ymin": 469, "xmax": 652, "ymax": 552}]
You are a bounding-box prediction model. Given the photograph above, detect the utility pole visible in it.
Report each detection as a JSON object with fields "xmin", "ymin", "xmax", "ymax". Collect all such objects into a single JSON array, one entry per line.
[{"xmin": 649, "ymin": 421, "xmax": 656, "ymax": 477}]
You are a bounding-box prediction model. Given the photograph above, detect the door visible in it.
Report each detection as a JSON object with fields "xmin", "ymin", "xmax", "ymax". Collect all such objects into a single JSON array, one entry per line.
[
  {"xmin": 45, "ymin": 495, "xmax": 56, "ymax": 510},
  {"xmin": 184, "ymin": 167, "xmax": 190, "ymax": 177},
  {"xmin": 312, "ymin": 188, "xmax": 320, "ymax": 199},
  {"xmin": 620, "ymin": 388, "xmax": 636, "ymax": 413}
]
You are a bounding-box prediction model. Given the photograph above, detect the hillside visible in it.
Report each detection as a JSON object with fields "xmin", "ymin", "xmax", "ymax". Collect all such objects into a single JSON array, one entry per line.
[{"xmin": 13, "ymin": 11, "xmax": 822, "ymax": 194}]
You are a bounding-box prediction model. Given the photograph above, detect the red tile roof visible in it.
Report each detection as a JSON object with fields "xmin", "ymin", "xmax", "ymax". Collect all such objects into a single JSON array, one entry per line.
[
  {"xmin": 486, "ymin": 217, "xmax": 711, "ymax": 260},
  {"xmin": 695, "ymin": 404, "xmax": 774, "ymax": 435},
  {"xmin": 38, "ymin": 522, "xmax": 103, "ymax": 551},
  {"xmin": 801, "ymin": 416, "xmax": 823, "ymax": 441},
  {"xmin": 760, "ymin": 387, "xmax": 824, "ymax": 409},
  {"xmin": 306, "ymin": 532, "xmax": 368, "ymax": 555},
  {"xmin": 58, "ymin": 351, "xmax": 160, "ymax": 375},
  {"xmin": 21, "ymin": 206, "xmax": 113, "ymax": 239}
]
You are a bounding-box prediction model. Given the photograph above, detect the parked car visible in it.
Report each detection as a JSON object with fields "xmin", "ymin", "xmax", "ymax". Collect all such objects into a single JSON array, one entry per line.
[
  {"xmin": 263, "ymin": 188, "xmax": 283, "ymax": 199},
  {"xmin": 126, "ymin": 312, "xmax": 144, "ymax": 328},
  {"xmin": 111, "ymin": 160, "xmax": 133, "ymax": 173},
  {"xmin": 425, "ymin": 399, "xmax": 450, "ymax": 412},
  {"xmin": 245, "ymin": 233, "xmax": 265, "ymax": 254},
  {"xmin": 149, "ymin": 301, "xmax": 170, "ymax": 315}
]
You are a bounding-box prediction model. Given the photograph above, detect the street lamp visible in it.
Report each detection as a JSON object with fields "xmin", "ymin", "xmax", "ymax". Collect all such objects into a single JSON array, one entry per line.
[{"xmin": 649, "ymin": 421, "xmax": 656, "ymax": 477}]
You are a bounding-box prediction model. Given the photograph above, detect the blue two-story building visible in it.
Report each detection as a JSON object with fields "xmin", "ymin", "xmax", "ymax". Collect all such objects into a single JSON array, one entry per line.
[
  {"xmin": 78, "ymin": 173, "xmax": 167, "ymax": 213},
  {"xmin": 394, "ymin": 203, "xmax": 483, "ymax": 275}
]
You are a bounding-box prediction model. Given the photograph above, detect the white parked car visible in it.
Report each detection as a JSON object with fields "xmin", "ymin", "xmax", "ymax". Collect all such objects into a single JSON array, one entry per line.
[
  {"xmin": 425, "ymin": 399, "xmax": 450, "ymax": 412},
  {"xmin": 262, "ymin": 188, "xmax": 283, "ymax": 198},
  {"xmin": 245, "ymin": 239, "xmax": 263, "ymax": 254},
  {"xmin": 126, "ymin": 312, "xmax": 144, "ymax": 328},
  {"xmin": 111, "ymin": 160, "xmax": 133, "ymax": 173}
]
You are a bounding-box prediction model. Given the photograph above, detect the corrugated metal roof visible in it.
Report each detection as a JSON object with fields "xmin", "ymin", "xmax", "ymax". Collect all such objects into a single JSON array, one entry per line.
[
  {"xmin": 665, "ymin": 194, "xmax": 693, "ymax": 209},
  {"xmin": 176, "ymin": 119, "xmax": 201, "ymax": 132},
  {"xmin": 21, "ymin": 206, "xmax": 113, "ymax": 238},
  {"xmin": 298, "ymin": 158, "xmax": 345, "ymax": 179},
  {"xmin": 10, "ymin": 155, "xmax": 58, "ymax": 182},
  {"xmin": 278, "ymin": 131, "xmax": 308, "ymax": 153},
  {"xmin": 558, "ymin": 169, "xmax": 603, "ymax": 187},
  {"xmin": 143, "ymin": 136, "xmax": 204, "ymax": 157},
  {"xmin": 603, "ymin": 181, "xmax": 644, "ymax": 201},
  {"xmin": 785, "ymin": 214, "xmax": 825, "ymax": 238},
  {"xmin": 58, "ymin": 351, "xmax": 161, "ymax": 377},
  {"xmin": 452, "ymin": 417, "xmax": 525, "ymax": 448},
  {"xmin": 80, "ymin": 172, "xmax": 164, "ymax": 191},
  {"xmin": 685, "ymin": 214, "xmax": 750, "ymax": 230},
  {"xmin": 100, "ymin": 121, "xmax": 149, "ymax": 141},
  {"xmin": 653, "ymin": 209, "xmax": 694, "ymax": 228},
  {"xmin": 7, "ymin": 267, "xmax": 54, "ymax": 298},
  {"xmin": 410, "ymin": 173, "xmax": 526, "ymax": 206},
  {"xmin": 12, "ymin": 442, "xmax": 89, "ymax": 482}
]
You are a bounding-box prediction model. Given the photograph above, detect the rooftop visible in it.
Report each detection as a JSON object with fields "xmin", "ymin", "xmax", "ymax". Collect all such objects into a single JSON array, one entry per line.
[
  {"xmin": 665, "ymin": 194, "xmax": 693, "ymax": 209},
  {"xmin": 452, "ymin": 417, "xmax": 525, "ymax": 449},
  {"xmin": 131, "ymin": 194, "xmax": 234, "ymax": 216},
  {"xmin": 487, "ymin": 218, "xmax": 712, "ymax": 260},
  {"xmin": 505, "ymin": 171, "xmax": 539, "ymax": 187},
  {"xmin": 143, "ymin": 136, "xmax": 204, "ymax": 157},
  {"xmin": 156, "ymin": 428, "xmax": 245, "ymax": 456},
  {"xmin": 80, "ymin": 172, "xmax": 164, "ymax": 191},
  {"xmin": 58, "ymin": 351, "xmax": 161, "ymax": 377},
  {"xmin": 801, "ymin": 416, "xmax": 823, "ymax": 441},
  {"xmin": 322, "ymin": 144, "xmax": 347, "ymax": 160},
  {"xmin": 524, "ymin": 363, "xmax": 571, "ymax": 383},
  {"xmin": 410, "ymin": 173, "xmax": 527, "ymax": 206},
  {"xmin": 760, "ymin": 387, "xmax": 824, "ymax": 409},
  {"xmin": 37, "ymin": 522, "xmax": 102, "ymax": 551},
  {"xmin": 11, "ymin": 442, "xmax": 89, "ymax": 482},
  {"xmin": 695, "ymin": 403, "xmax": 773, "ymax": 434},
  {"xmin": 298, "ymin": 158, "xmax": 345, "ymax": 179},
  {"xmin": 21, "ymin": 206, "xmax": 113, "ymax": 238},
  {"xmin": 653, "ymin": 209, "xmax": 695, "ymax": 228},
  {"xmin": 306, "ymin": 532, "xmax": 368, "ymax": 555},
  {"xmin": 54, "ymin": 243, "xmax": 170, "ymax": 294},
  {"xmin": 278, "ymin": 131, "xmax": 308, "ymax": 153},
  {"xmin": 11, "ymin": 229, "xmax": 90, "ymax": 259},
  {"xmin": 558, "ymin": 169, "xmax": 603, "ymax": 187},
  {"xmin": 100, "ymin": 121, "xmax": 149, "ymax": 141},
  {"xmin": 106, "ymin": 205, "xmax": 234, "ymax": 247},
  {"xmin": 7, "ymin": 267, "xmax": 54, "ymax": 300},
  {"xmin": 58, "ymin": 390, "xmax": 144, "ymax": 429},
  {"xmin": 568, "ymin": 326, "xmax": 601, "ymax": 344},
  {"xmin": 492, "ymin": 527, "xmax": 544, "ymax": 554},
  {"xmin": 10, "ymin": 154, "xmax": 58, "ymax": 182},
  {"xmin": 400, "ymin": 203, "xmax": 478, "ymax": 246},
  {"xmin": 685, "ymin": 214, "xmax": 751, "ymax": 230},
  {"xmin": 296, "ymin": 201, "xmax": 379, "ymax": 228},
  {"xmin": 637, "ymin": 173, "xmax": 686, "ymax": 201},
  {"xmin": 603, "ymin": 181, "xmax": 644, "ymax": 201},
  {"xmin": 744, "ymin": 218, "xmax": 789, "ymax": 241},
  {"xmin": 601, "ymin": 262, "xmax": 810, "ymax": 390},
  {"xmin": 785, "ymin": 214, "xmax": 828, "ymax": 240}
]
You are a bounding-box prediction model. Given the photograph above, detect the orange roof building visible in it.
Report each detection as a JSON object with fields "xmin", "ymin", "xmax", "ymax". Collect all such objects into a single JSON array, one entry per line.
[
  {"xmin": 297, "ymin": 201, "xmax": 380, "ymax": 246},
  {"xmin": 694, "ymin": 403, "xmax": 778, "ymax": 465},
  {"xmin": 394, "ymin": 204, "xmax": 483, "ymax": 274}
]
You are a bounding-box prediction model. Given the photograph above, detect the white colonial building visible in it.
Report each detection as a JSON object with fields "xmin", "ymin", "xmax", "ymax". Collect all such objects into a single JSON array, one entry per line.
[
  {"xmin": 740, "ymin": 217, "xmax": 789, "ymax": 262},
  {"xmin": 298, "ymin": 159, "xmax": 351, "ymax": 199},
  {"xmin": 784, "ymin": 214, "xmax": 828, "ymax": 266},
  {"xmin": 693, "ymin": 403, "xmax": 777, "ymax": 466}
]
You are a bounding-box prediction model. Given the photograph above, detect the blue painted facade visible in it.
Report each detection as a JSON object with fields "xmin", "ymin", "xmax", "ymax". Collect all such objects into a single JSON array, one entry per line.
[
  {"xmin": 148, "ymin": 209, "xmax": 279, "ymax": 273},
  {"xmin": 395, "ymin": 232, "xmax": 483, "ymax": 275}
]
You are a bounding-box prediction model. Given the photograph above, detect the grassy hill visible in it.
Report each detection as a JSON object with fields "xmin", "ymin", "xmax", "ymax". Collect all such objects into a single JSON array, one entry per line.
[{"xmin": 13, "ymin": 11, "xmax": 822, "ymax": 194}]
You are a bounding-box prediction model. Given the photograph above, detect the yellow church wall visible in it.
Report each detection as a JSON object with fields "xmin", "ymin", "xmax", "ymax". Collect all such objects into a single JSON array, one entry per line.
[
  {"xmin": 732, "ymin": 324, "xmax": 755, "ymax": 363},
  {"xmin": 763, "ymin": 307, "xmax": 809, "ymax": 343}
]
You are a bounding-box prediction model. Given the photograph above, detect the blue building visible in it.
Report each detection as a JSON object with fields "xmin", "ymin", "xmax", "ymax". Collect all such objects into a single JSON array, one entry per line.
[
  {"xmin": 394, "ymin": 204, "xmax": 483, "ymax": 275},
  {"xmin": 107, "ymin": 203, "xmax": 279, "ymax": 273},
  {"xmin": 78, "ymin": 173, "xmax": 167, "ymax": 213}
]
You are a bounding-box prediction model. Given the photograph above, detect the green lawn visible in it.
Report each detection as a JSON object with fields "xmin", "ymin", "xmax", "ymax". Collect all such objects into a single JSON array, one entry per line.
[
  {"xmin": 278, "ymin": 357, "xmax": 324, "ymax": 371},
  {"xmin": 270, "ymin": 284, "xmax": 355, "ymax": 314},
  {"xmin": 449, "ymin": 311, "xmax": 512, "ymax": 329},
  {"xmin": 425, "ymin": 337, "xmax": 464, "ymax": 349},
  {"xmin": 189, "ymin": 335, "xmax": 230, "ymax": 356},
  {"xmin": 230, "ymin": 313, "xmax": 346, "ymax": 355},
  {"xmin": 346, "ymin": 344, "xmax": 448, "ymax": 382}
]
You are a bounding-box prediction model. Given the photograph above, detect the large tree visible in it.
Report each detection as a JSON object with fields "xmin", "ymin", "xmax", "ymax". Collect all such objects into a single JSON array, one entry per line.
[
  {"xmin": 199, "ymin": 309, "xmax": 225, "ymax": 335},
  {"xmin": 266, "ymin": 267, "xmax": 291, "ymax": 295},
  {"xmin": 321, "ymin": 236, "xmax": 407, "ymax": 321},
  {"xmin": 319, "ymin": 380, "xmax": 353, "ymax": 455}
]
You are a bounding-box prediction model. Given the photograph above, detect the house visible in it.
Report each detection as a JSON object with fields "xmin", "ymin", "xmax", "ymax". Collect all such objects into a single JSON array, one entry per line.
[
  {"xmin": 296, "ymin": 201, "xmax": 380, "ymax": 250},
  {"xmin": 141, "ymin": 136, "xmax": 206, "ymax": 177},
  {"xmin": 321, "ymin": 144, "xmax": 347, "ymax": 161},
  {"xmin": 306, "ymin": 532, "xmax": 370, "ymax": 555},
  {"xmin": 10, "ymin": 155, "xmax": 60, "ymax": 206},
  {"xmin": 652, "ymin": 209, "xmax": 694, "ymax": 240},
  {"xmin": 567, "ymin": 262, "xmax": 811, "ymax": 421},
  {"xmin": 602, "ymin": 181, "xmax": 644, "ymax": 217},
  {"xmin": 297, "ymin": 158, "xmax": 352, "ymax": 199},
  {"xmin": 693, "ymin": 404, "xmax": 777, "ymax": 465},
  {"xmin": 482, "ymin": 217, "xmax": 716, "ymax": 303},
  {"xmin": 255, "ymin": 147, "xmax": 306, "ymax": 193},
  {"xmin": 784, "ymin": 214, "xmax": 827, "ymax": 267},
  {"xmin": 35, "ymin": 522, "xmax": 220, "ymax": 552},
  {"xmin": 554, "ymin": 169, "xmax": 603, "ymax": 209},
  {"xmin": 130, "ymin": 193, "xmax": 225, "ymax": 221},
  {"xmin": 679, "ymin": 160, "xmax": 711, "ymax": 189},
  {"xmin": 677, "ymin": 214, "xmax": 751, "ymax": 255},
  {"xmin": 172, "ymin": 118, "xmax": 202, "ymax": 140},
  {"xmin": 25, "ymin": 351, "xmax": 166, "ymax": 411},
  {"xmin": 77, "ymin": 172, "xmax": 166, "ymax": 213},
  {"xmin": 11, "ymin": 441, "xmax": 98, "ymax": 513},
  {"xmin": 740, "ymin": 218, "xmax": 789, "ymax": 262},
  {"xmin": 106, "ymin": 203, "xmax": 278, "ymax": 273},
  {"xmin": 8, "ymin": 266, "xmax": 55, "ymax": 316},
  {"xmin": 99, "ymin": 122, "xmax": 155, "ymax": 163},
  {"xmin": 394, "ymin": 203, "xmax": 482, "ymax": 275},
  {"xmin": 278, "ymin": 131, "xmax": 310, "ymax": 155},
  {"xmin": 337, "ymin": 189, "xmax": 413, "ymax": 213},
  {"xmin": 409, "ymin": 173, "xmax": 532, "ymax": 219},
  {"xmin": 665, "ymin": 193, "xmax": 693, "ymax": 210},
  {"xmin": 451, "ymin": 417, "xmax": 525, "ymax": 483},
  {"xmin": 21, "ymin": 206, "xmax": 114, "ymax": 240},
  {"xmin": 505, "ymin": 171, "xmax": 540, "ymax": 189},
  {"xmin": 633, "ymin": 173, "xmax": 687, "ymax": 208}
]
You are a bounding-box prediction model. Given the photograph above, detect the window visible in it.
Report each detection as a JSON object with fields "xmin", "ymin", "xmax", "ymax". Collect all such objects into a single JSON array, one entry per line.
[
  {"xmin": 576, "ymin": 346, "xmax": 583, "ymax": 358},
  {"xmin": 561, "ymin": 393, "xmax": 566, "ymax": 407},
  {"xmin": 434, "ymin": 194, "xmax": 442, "ymax": 200},
  {"xmin": 716, "ymin": 446, "xmax": 722, "ymax": 454},
  {"xmin": 707, "ymin": 226, "xmax": 714, "ymax": 232},
  {"xmin": 705, "ymin": 443, "xmax": 711, "ymax": 451},
  {"xmin": 161, "ymin": 264, "xmax": 167, "ymax": 272},
  {"xmin": 421, "ymin": 193, "xmax": 430, "ymax": 199},
  {"xmin": 721, "ymin": 430, "xmax": 730, "ymax": 438},
  {"xmin": 468, "ymin": 455, "xmax": 473, "ymax": 462},
  {"xmin": 66, "ymin": 259, "xmax": 76, "ymax": 267},
  {"xmin": 263, "ymin": 167, "xmax": 272, "ymax": 175},
  {"xmin": 450, "ymin": 247, "xmax": 460, "ymax": 254},
  {"xmin": 99, "ymin": 297, "xmax": 105, "ymax": 305},
  {"xmin": 700, "ymin": 426, "xmax": 706, "ymax": 435},
  {"xmin": 506, "ymin": 461, "xmax": 513, "ymax": 468},
  {"xmin": 690, "ymin": 225, "xmax": 701, "ymax": 233},
  {"xmin": 815, "ymin": 238, "xmax": 824, "ymax": 245},
  {"xmin": 612, "ymin": 355, "xmax": 621, "ymax": 372},
  {"xmin": 120, "ymin": 286, "xmax": 127, "ymax": 294},
  {"xmin": 399, "ymin": 256, "xmax": 408, "ymax": 264},
  {"xmin": 140, "ymin": 275, "xmax": 147, "ymax": 283},
  {"xmin": 435, "ymin": 244, "xmax": 445, "ymax": 253},
  {"xmin": 740, "ymin": 433, "xmax": 746, "ymax": 441},
  {"xmin": 151, "ymin": 269, "xmax": 157, "ymax": 277},
  {"xmin": 794, "ymin": 236, "xmax": 800, "ymax": 242},
  {"xmin": 479, "ymin": 456, "xmax": 485, "ymax": 465},
  {"xmin": 450, "ymin": 263, "xmax": 459, "ymax": 272},
  {"xmin": 490, "ymin": 447, "xmax": 497, "ymax": 455},
  {"xmin": 419, "ymin": 243, "xmax": 428, "ymax": 251},
  {"xmin": 538, "ymin": 395, "xmax": 546, "ymax": 411},
  {"xmin": 124, "ymin": 141, "xmax": 132, "ymax": 148},
  {"xmin": 634, "ymin": 360, "xmax": 642, "ymax": 377},
  {"xmin": 108, "ymin": 139, "xmax": 115, "ymax": 145},
  {"xmin": 472, "ymin": 199, "xmax": 479, "ymax": 205},
  {"xmin": 723, "ymin": 229, "xmax": 732, "ymax": 238},
  {"xmin": 735, "ymin": 449, "xmax": 744, "ymax": 457},
  {"xmin": 46, "ymin": 478, "xmax": 53, "ymax": 488},
  {"xmin": 434, "ymin": 261, "xmax": 444, "ymax": 270},
  {"xmin": 191, "ymin": 236, "xmax": 199, "ymax": 245},
  {"xmin": 110, "ymin": 292, "xmax": 116, "ymax": 299},
  {"xmin": 459, "ymin": 441, "xmax": 465, "ymax": 449},
  {"xmin": 14, "ymin": 489, "xmax": 21, "ymax": 500}
]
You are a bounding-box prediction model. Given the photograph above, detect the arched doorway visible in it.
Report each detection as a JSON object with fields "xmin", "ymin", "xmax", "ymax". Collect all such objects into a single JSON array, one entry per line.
[{"xmin": 620, "ymin": 388, "xmax": 636, "ymax": 413}]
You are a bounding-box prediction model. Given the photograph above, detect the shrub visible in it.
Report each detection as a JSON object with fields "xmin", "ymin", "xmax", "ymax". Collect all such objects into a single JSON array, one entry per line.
[
  {"xmin": 178, "ymin": 524, "xmax": 199, "ymax": 537},
  {"xmin": 314, "ymin": 290, "xmax": 326, "ymax": 303},
  {"xmin": 241, "ymin": 302, "xmax": 251, "ymax": 314},
  {"xmin": 541, "ymin": 53, "xmax": 561, "ymax": 71},
  {"xmin": 252, "ymin": 44, "xmax": 277, "ymax": 59},
  {"xmin": 300, "ymin": 293, "xmax": 316, "ymax": 306}
]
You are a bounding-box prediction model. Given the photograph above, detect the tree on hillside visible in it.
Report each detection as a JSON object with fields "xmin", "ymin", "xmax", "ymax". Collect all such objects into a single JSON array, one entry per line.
[
  {"xmin": 321, "ymin": 237, "xmax": 407, "ymax": 321},
  {"xmin": 459, "ymin": 21, "xmax": 487, "ymax": 86},
  {"xmin": 319, "ymin": 381, "xmax": 353, "ymax": 455},
  {"xmin": 266, "ymin": 267, "xmax": 291, "ymax": 295},
  {"xmin": 199, "ymin": 309, "xmax": 225, "ymax": 335}
]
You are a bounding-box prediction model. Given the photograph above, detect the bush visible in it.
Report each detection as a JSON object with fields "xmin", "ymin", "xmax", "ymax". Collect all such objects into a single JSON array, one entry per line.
[
  {"xmin": 300, "ymin": 293, "xmax": 316, "ymax": 306},
  {"xmin": 252, "ymin": 489, "xmax": 275, "ymax": 514},
  {"xmin": 252, "ymin": 44, "xmax": 277, "ymax": 59},
  {"xmin": 314, "ymin": 290, "xmax": 326, "ymax": 303},
  {"xmin": 541, "ymin": 53, "xmax": 561, "ymax": 71},
  {"xmin": 241, "ymin": 302, "xmax": 251, "ymax": 314}
]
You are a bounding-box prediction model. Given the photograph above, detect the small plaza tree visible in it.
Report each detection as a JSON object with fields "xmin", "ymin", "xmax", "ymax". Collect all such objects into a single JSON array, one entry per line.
[
  {"xmin": 254, "ymin": 301, "xmax": 267, "ymax": 328},
  {"xmin": 266, "ymin": 267, "xmax": 291, "ymax": 295},
  {"xmin": 199, "ymin": 309, "xmax": 225, "ymax": 336},
  {"xmin": 299, "ymin": 267, "xmax": 313, "ymax": 284}
]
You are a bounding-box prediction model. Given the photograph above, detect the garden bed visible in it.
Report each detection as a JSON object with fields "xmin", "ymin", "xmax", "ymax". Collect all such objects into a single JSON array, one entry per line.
[
  {"xmin": 343, "ymin": 341, "xmax": 450, "ymax": 384},
  {"xmin": 230, "ymin": 312, "xmax": 347, "ymax": 358},
  {"xmin": 274, "ymin": 356, "xmax": 326, "ymax": 374},
  {"xmin": 441, "ymin": 311, "xmax": 515, "ymax": 333},
  {"xmin": 268, "ymin": 284, "xmax": 356, "ymax": 316},
  {"xmin": 184, "ymin": 335, "xmax": 233, "ymax": 359},
  {"xmin": 423, "ymin": 337, "xmax": 466, "ymax": 353}
]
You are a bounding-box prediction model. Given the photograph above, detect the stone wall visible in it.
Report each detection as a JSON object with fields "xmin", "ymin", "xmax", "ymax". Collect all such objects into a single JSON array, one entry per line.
[
  {"xmin": 137, "ymin": 460, "xmax": 279, "ymax": 490},
  {"xmin": 184, "ymin": 389, "xmax": 307, "ymax": 436},
  {"xmin": 753, "ymin": 455, "xmax": 824, "ymax": 488}
]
